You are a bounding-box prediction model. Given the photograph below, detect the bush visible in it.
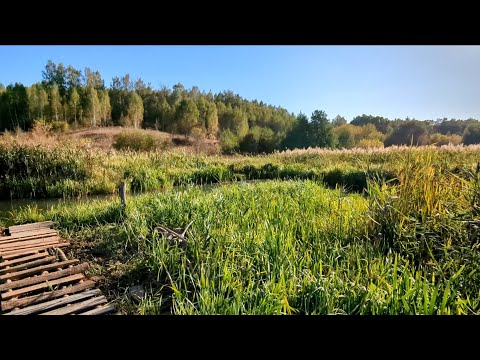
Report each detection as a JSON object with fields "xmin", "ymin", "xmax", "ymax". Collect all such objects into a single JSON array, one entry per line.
[
  {"xmin": 357, "ymin": 139, "xmax": 384, "ymax": 149},
  {"xmin": 220, "ymin": 130, "xmax": 239, "ymax": 154},
  {"xmin": 113, "ymin": 130, "xmax": 167, "ymax": 152},
  {"xmin": 50, "ymin": 121, "xmax": 70, "ymax": 133},
  {"xmin": 428, "ymin": 133, "xmax": 462, "ymax": 146}
]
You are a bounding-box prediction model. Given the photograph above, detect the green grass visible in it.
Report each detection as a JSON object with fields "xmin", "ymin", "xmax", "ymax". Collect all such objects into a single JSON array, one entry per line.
[
  {"xmin": 8, "ymin": 164, "xmax": 480, "ymax": 314},
  {"xmin": 1, "ymin": 142, "xmax": 479, "ymax": 199}
]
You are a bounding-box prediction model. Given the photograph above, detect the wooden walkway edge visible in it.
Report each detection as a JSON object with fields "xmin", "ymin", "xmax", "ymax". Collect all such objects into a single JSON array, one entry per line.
[{"xmin": 0, "ymin": 222, "xmax": 116, "ymax": 315}]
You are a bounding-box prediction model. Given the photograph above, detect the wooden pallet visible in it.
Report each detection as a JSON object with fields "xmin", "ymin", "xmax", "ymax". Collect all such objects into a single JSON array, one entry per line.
[{"xmin": 0, "ymin": 222, "xmax": 116, "ymax": 315}]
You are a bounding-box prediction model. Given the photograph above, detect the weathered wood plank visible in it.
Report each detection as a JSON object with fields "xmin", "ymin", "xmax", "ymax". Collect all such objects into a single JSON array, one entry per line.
[
  {"xmin": 78, "ymin": 303, "xmax": 117, "ymax": 315},
  {"xmin": 0, "ymin": 241, "xmax": 66, "ymax": 256},
  {"xmin": 7, "ymin": 221, "xmax": 54, "ymax": 234},
  {"xmin": 41, "ymin": 296, "xmax": 107, "ymax": 315},
  {"xmin": 1, "ymin": 279, "xmax": 96, "ymax": 312},
  {"xmin": 1, "ymin": 229, "xmax": 58, "ymax": 241},
  {"xmin": 0, "ymin": 259, "xmax": 80, "ymax": 282},
  {"xmin": 0, "ymin": 252, "xmax": 50, "ymax": 268},
  {"xmin": 4, "ymin": 289, "xmax": 102, "ymax": 315},
  {"xmin": 0, "ymin": 243, "xmax": 70, "ymax": 260},
  {"xmin": 0, "ymin": 237, "xmax": 62, "ymax": 250},
  {"xmin": 1, "ymin": 273, "xmax": 85, "ymax": 301},
  {"xmin": 0, "ymin": 263, "xmax": 88, "ymax": 292},
  {"xmin": 0, "ymin": 256, "xmax": 57, "ymax": 275},
  {"xmin": 0, "ymin": 234, "xmax": 59, "ymax": 245}
]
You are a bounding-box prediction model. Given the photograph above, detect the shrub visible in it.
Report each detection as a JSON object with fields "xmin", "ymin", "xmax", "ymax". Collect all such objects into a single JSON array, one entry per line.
[
  {"xmin": 50, "ymin": 121, "xmax": 70, "ymax": 133},
  {"xmin": 113, "ymin": 130, "xmax": 166, "ymax": 152}
]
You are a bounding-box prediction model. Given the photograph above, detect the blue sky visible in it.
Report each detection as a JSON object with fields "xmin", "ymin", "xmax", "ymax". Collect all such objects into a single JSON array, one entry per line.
[{"xmin": 0, "ymin": 46, "xmax": 479, "ymax": 121}]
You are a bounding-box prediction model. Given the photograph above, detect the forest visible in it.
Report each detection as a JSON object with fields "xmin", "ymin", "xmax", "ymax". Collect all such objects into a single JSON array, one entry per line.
[{"xmin": 1, "ymin": 60, "xmax": 480, "ymax": 153}]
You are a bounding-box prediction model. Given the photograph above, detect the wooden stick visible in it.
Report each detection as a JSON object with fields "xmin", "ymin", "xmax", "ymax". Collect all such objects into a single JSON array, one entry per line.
[
  {"xmin": 4, "ymin": 289, "xmax": 103, "ymax": 315},
  {"xmin": 0, "ymin": 263, "xmax": 88, "ymax": 293},
  {"xmin": 1, "ymin": 273, "xmax": 85, "ymax": 301},
  {"xmin": 55, "ymin": 248, "xmax": 68, "ymax": 262},
  {"xmin": 0, "ymin": 259, "xmax": 80, "ymax": 282},
  {"xmin": 1, "ymin": 280, "xmax": 96, "ymax": 312},
  {"xmin": 119, "ymin": 181, "xmax": 127, "ymax": 207}
]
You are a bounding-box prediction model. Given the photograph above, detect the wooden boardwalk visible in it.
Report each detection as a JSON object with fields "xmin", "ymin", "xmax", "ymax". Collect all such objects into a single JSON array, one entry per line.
[{"xmin": 0, "ymin": 221, "xmax": 116, "ymax": 315}]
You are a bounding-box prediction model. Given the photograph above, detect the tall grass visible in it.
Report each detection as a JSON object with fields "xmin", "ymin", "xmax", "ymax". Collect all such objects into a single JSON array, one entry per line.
[
  {"xmin": 9, "ymin": 173, "xmax": 480, "ymax": 314},
  {"xmin": 1, "ymin": 142, "xmax": 479, "ymax": 199}
]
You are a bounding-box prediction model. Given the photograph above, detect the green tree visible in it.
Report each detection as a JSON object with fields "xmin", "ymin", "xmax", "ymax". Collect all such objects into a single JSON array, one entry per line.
[
  {"xmin": 334, "ymin": 124, "xmax": 355, "ymax": 149},
  {"xmin": 282, "ymin": 113, "xmax": 311, "ymax": 149},
  {"xmin": 69, "ymin": 88, "xmax": 80, "ymax": 126},
  {"xmin": 84, "ymin": 67, "xmax": 104, "ymax": 89},
  {"xmin": 332, "ymin": 115, "xmax": 347, "ymax": 127},
  {"xmin": 97, "ymin": 89, "xmax": 111, "ymax": 126},
  {"xmin": 384, "ymin": 120, "xmax": 429, "ymax": 146},
  {"xmin": 351, "ymin": 114, "xmax": 391, "ymax": 133},
  {"xmin": 239, "ymin": 126, "xmax": 276, "ymax": 154},
  {"xmin": 85, "ymin": 86, "xmax": 100, "ymax": 126},
  {"xmin": 310, "ymin": 110, "xmax": 336, "ymax": 148},
  {"xmin": 127, "ymin": 91, "xmax": 144, "ymax": 129},
  {"xmin": 176, "ymin": 99, "xmax": 200, "ymax": 135},
  {"xmin": 49, "ymin": 85, "xmax": 62, "ymax": 122},
  {"xmin": 42, "ymin": 60, "xmax": 68, "ymax": 96},
  {"xmin": 220, "ymin": 129, "xmax": 239, "ymax": 154},
  {"xmin": 463, "ymin": 123, "xmax": 480, "ymax": 145}
]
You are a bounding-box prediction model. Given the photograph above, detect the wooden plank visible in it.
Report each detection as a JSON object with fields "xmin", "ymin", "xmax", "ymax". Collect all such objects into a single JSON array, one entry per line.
[
  {"xmin": 0, "ymin": 237, "xmax": 62, "ymax": 250},
  {"xmin": 0, "ymin": 240, "xmax": 63, "ymax": 253},
  {"xmin": 1, "ymin": 280, "xmax": 96, "ymax": 312},
  {"xmin": 41, "ymin": 296, "xmax": 107, "ymax": 315},
  {"xmin": 0, "ymin": 233, "xmax": 59, "ymax": 244},
  {"xmin": 0, "ymin": 240, "xmax": 65, "ymax": 256},
  {"xmin": 0, "ymin": 233, "xmax": 60, "ymax": 246},
  {"xmin": 0, "ymin": 256, "xmax": 57, "ymax": 275},
  {"xmin": 0, "ymin": 263, "xmax": 88, "ymax": 292},
  {"xmin": 78, "ymin": 303, "xmax": 117, "ymax": 315},
  {"xmin": 0, "ymin": 243, "xmax": 70, "ymax": 260},
  {"xmin": 7, "ymin": 221, "xmax": 54, "ymax": 234},
  {"xmin": 1, "ymin": 273, "xmax": 85, "ymax": 301},
  {"xmin": 0, "ymin": 259, "xmax": 80, "ymax": 282},
  {"xmin": 1, "ymin": 229, "xmax": 58, "ymax": 241},
  {"xmin": 0, "ymin": 252, "xmax": 50, "ymax": 268},
  {"xmin": 4, "ymin": 289, "xmax": 102, "ymax": 315}
]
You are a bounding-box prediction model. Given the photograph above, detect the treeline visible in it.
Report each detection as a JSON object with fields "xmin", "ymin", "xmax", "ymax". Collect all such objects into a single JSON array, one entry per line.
[
  {"xmin": 1, "ymin": 60, "xmax": 480, "ymax": 153},
  {"xmin": 0, "ymin": 61, "xmax": 296, "ymax": 152}
]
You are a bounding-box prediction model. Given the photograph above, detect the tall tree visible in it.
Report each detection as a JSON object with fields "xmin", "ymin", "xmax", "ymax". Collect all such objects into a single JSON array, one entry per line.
[
  {"xmin": 84, "ymin": 68, "xmax": 104, "ymax": 89},
  {"xmin": 332, "ymin": 115, "xmax": 347, "ymax": 127},
  {"xmin": 85, "ymin": 86, "xmax": 100, "ymax": 127},
  {"xmin": 384, "ymin": 120, "xmax": 429, "ymax": 146},
  {"xmin": 282, "ymin": 112, "xmax": 311, "ymax": 149},
  {"xmin": 69, "ymin": 88, "xmax": 80, "ymax": 126},
  {"xmin": 97, "ymin": 90, "xmax": 111, "ymax": 126},
  {"xmin": 42, "ymin": 60, "xmax": 68, "ymax": 97},
  {"xmin": 175, "ymin": 99, "xmax": 200, "ymax": 135},
  {"xmin": 310, "ymin": 110, "xmax": 336, "ymax": 148},
  {"xmin": 463, "ymin": 123, "xmax": 480, "ymax": 145},
  {"xmin": 66, "ymin": 65, "xmax": 82, "ymax": 89},
  {"xmin": 127, "ymin": 92, "xmax": 144, "ymax": 129},
  {"xmin": 49, "ymin": 85, "xmax": 62, "ymax": 122}
]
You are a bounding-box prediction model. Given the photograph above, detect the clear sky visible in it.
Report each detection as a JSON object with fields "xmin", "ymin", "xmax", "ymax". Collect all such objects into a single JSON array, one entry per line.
[{"xmin": 0, "ymin": 45, "xmax": 479, "ymax": 121}]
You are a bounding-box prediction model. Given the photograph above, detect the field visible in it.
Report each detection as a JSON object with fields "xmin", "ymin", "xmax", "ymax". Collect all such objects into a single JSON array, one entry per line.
[{"xmin": 1, "ymin": 133, "xmax": 479, "ymax": 314}]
